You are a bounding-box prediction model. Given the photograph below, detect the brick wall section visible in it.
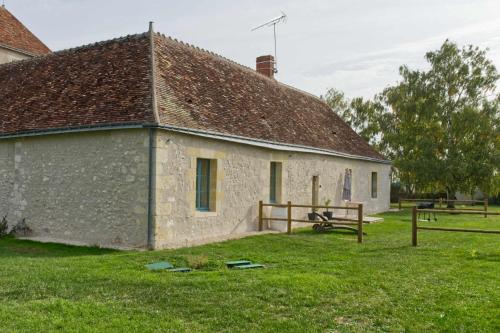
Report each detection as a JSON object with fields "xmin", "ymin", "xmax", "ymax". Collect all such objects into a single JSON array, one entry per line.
[
  {"xmin": 153, "ymin": 33, "xmax": 386, "ymax": 161},
  {"xmin": 0, "ymin": 6, "xmax": 50, "ymax": 55},
  {"xmin": 0, "ymin": 34, "xmax": 154, "ymax": 135},
  {"xmin": 256, "ymin": 55, "xmax": 275, "ymax": 78}
]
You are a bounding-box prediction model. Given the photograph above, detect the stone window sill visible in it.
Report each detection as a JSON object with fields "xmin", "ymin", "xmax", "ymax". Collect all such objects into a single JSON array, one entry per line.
[{"xmin": 194, "ymin": 211, "xmax": 218, "ymax": 218}]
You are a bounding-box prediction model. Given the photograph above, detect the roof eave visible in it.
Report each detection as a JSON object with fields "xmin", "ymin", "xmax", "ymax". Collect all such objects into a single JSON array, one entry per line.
[
  {"xmin": 0, "ymin": 124, "xmax": 391, "ymax": 164},
  {"xmin": 154, "ymin": 124, "xmax": 391, "ymax": 164},
  {"xmin": 0, "ymin": 42, "xmax": 40, "ymax": 57}
]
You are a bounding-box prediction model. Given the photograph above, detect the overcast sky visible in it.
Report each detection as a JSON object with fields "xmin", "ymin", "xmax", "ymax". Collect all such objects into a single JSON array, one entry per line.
[{"xmin": 6, "ymin": 0, "xmax": 500, "ymax": 99}]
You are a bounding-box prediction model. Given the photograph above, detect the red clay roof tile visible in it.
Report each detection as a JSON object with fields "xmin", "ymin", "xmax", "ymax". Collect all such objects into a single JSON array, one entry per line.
[{"xmin": 0, "ymin": 6, "xmax": 51, "ymax": 55}]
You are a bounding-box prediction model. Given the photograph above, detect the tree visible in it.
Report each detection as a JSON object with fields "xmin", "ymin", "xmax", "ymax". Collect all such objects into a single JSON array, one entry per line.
[
  {"xmin": 324, "ymin": 89, "xmax": 385, "ymax": 149},
  {"xmin": 421, "ymin": 40, "xmax": 499, "ymax": 201},
  {"xmin": 382, "ymin": 66, "xmax": 444, "ymax": 195},
  {"xmin": 325, "ymin": 40, "xmax": 499, "ymax": 201}
]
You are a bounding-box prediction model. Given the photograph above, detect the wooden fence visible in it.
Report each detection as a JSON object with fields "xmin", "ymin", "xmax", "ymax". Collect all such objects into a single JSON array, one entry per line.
[
  {"xmin": 258, "ymin": 201, "xmax": 364, "ymax": 243},
  {"xmin": 399, "ymin": 197, "xmax": 488, "ymax": 217},
  {"xmin": 411, "ymin": 206, "xmax": 500, "ymax": 246}
]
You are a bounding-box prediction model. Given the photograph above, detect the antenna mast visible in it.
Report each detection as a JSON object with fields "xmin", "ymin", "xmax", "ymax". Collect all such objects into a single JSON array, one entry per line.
[{"xmin": 251, "ymin": 11, "xmax": 287, "ymax": 73}]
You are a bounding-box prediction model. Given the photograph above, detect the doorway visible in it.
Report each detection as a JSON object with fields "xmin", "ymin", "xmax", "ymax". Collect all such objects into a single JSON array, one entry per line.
[{"xmin": 312, "ymin": 175, "xmax": 319, "ymax": 206}]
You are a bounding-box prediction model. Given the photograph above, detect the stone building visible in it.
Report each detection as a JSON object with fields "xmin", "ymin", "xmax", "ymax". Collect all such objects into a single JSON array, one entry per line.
[{"xmin": 0, "ymin": 8, "xmax": 391, "ymax": 249}]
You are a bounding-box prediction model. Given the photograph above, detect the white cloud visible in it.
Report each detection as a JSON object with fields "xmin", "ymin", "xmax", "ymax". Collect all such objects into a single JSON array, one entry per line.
[{"xmin": 6, "ymin": 0, "xmax": 500, "ymax": 99}]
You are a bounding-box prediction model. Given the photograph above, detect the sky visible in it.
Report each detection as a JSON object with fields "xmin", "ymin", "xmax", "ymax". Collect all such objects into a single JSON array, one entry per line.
[{"xmin": 6, "ymin": 0, "xmax": 500, "ymax": 99}]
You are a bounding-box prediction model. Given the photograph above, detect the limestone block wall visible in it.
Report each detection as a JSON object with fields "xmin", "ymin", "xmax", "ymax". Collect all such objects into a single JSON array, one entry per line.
[
  {"xmin": 0, "ymin": 129, "xmax": 150, "ymax": 249},
  {"xmin": 153, "ymin": 131, "xmax": 391, "ymax": 249},
  {"xmin": 0, "ymin": 142, "xmax": 15, "ymax": 218},
  {"xmin": 0, "ymin": 47, "xmax": 30, "ymax": 64}
]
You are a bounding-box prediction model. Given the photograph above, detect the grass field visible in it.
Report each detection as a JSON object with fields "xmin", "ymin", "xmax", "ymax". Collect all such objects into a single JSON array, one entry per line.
[{"xmin": 0, "ymin": 207, "xmax": 499, "ymax": 332}]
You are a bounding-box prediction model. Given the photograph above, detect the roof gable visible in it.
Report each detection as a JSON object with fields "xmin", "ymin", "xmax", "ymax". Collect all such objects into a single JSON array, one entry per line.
[{"xmin": 0, "ymin": 6, "xmax": 51, "ymax": 55}]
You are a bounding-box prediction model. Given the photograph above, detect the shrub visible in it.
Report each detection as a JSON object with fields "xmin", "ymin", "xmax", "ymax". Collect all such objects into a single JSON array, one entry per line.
[
  {"xmin": 186, "ymin": 254, "xmax": 210, "ymax": 269},
  {"xmin": 10, "ymin": 219, "xmax": 33, "ymax": 237},
  {"xmin": 0, "ymin": 215, "xmax": 8, "ymax": 238}
]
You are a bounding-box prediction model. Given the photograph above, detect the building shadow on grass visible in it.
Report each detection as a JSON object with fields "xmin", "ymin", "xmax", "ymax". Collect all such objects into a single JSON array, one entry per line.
[
  {"xmin": 293, "ymin": 227, "xmax": 363, "ymax": 239},
  {"xmin": 0, "ymin": 237, "xmax": 118, "ymax": 258}
]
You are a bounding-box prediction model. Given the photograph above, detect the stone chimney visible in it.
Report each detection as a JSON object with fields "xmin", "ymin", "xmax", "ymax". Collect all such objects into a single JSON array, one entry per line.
[{"xmin": 256, "ymin": 55, "xmax": 275, "ymax": 78}]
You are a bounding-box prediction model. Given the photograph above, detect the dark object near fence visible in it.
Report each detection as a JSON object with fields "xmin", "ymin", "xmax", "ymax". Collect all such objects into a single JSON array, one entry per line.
[
  {"xmin": 417, "ymin": 202, "xmax": 437, "ymax": 221},
  {"xmin": 258, "ymin": 201, "xmax": 364, "ymax": 243},
  {"xmin": 323, "ymin": 211, "xmax": 334, "ymax": 219},
  {"xmin": 399, "ymin": 197, "xmax": 488, "ymax": 218},
  {"xmin": 411, "ymin": 207, "xmax": 500, "ymax": 246}
]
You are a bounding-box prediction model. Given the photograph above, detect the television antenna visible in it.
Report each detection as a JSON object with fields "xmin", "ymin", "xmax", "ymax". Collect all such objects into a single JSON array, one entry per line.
[{"xmin": 251, "ymin": 11, "xmax": 287, "ymax": 73}]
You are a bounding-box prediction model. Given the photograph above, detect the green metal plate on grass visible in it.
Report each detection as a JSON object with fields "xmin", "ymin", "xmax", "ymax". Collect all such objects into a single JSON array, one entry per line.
[
  {"xmin": 234, "ymin": 264, "xmax": 264, "ymax": 270},
  {"xmin": 145, "ymin": 261, "xmax": 174, "ymax": 270},
  {"xmin": 225, "ymin": 260, "xmax": 251, "ymax": 268}
]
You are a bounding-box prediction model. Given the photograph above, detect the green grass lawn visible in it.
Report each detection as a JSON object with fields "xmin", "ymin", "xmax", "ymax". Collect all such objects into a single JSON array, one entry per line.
[{"xmin": 1, "ymin": 208, "xmax": 499, "ymax": 332}]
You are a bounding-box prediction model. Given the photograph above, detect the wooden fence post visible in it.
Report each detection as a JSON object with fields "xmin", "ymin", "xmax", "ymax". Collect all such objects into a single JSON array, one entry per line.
[
  {"xmin": 357, "ymin": 203, "xmax": 363, "ymax": 243},
  {"xmin": 287, "ymin": 201, "xmax": 292, "ymax": 235},
  {"xmin": 484, "ymin": 198, "xmax": 488, "ymax": 218},
  {"xmin": 258, "ymin": 200, "xmax": 263, "ymax": 231},
  {"xmin": 439, "ymin": 198, "xmax": 443, "ymax": 209},
  {"xmin": 398, "ymin": 197, "xmax": 401, "ymax": 211},
  {"xmin": 412, "ymin": 206, "xmax": 417, "ymax": 246}
]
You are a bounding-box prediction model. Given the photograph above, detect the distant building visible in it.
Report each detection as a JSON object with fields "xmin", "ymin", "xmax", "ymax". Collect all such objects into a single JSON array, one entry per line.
[
  {"xmin": 0, "ymin": 5, "xmax": 50, "ymax": 63},
  {"xmin": 0, "ymin": 7, "xmax": 391, "ymax": 249}
]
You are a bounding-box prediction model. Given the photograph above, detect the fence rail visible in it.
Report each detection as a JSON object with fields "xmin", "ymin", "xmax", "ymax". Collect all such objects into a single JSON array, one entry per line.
[
  {"xmin": 399, "ymin": 197, "xmax": 488, "ymax": 217},
  {"xmin": 258, "ymin": 201, "xmax": 364, "ymax": 243},
  {"xmin": 411, "ymin": 206, "xmax": 500, "ymax": 246}
]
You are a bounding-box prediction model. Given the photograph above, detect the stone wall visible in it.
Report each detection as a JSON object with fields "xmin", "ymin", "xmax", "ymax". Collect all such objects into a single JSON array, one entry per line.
[
  {"xmin": 0, "ymin": 129, "xmax": 150, "ymax": 249},
  {"xmin": 0, "ymin": 46, "xmax": 30, "ymax": 64},
  {"xmin": 153, "ymin": 131, "xmax": 391, "ymax": 249},
  {"xmin": 0, "ymin": 128, "xmax": 391, "ymax": 250}
]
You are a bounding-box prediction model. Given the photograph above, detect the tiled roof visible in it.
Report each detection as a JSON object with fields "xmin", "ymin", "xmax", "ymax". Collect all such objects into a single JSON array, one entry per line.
[
  {"xmin": 0, "ymin": 31, "xmax": 386, "ymax": 161},
  {"xmin": 0, "ymin": 34, "xmax": 154, "ymax": 134},
  {"xmin": 0, "ymin": 6, "xmax": 51, "ymax": 55},
  {"xmin": 153, "ymin": 34, "xmax": 386, "ymax": 160}
]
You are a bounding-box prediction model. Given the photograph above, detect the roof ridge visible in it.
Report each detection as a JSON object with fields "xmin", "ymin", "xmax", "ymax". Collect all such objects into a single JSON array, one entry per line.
[
  {"xmin": 0, "ymin": 32, "xmax": 148, "ymax": 69},
  {"xmin": 155, "ymin": 32, "xmax": 255, "ymax": 72},
  {"xmin": 153, "ymin": 32, "xmax": 329, "ymax": 106},
  {"xmin": 155, "ymin": 32, "xmax": 295, "ymax": 83}
]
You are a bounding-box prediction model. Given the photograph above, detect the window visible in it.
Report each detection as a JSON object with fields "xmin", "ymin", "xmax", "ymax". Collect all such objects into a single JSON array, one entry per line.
[
  {"xmin": 371, "ymin": 172, "xmax": 378, "ymax": 198},
  {"xmin": 196, "ymin": 159, "xmax": 211, "ymax": 210},
  {"xmin": 269, "ymin": 162, "xmax": 282, "ymax": 203}
]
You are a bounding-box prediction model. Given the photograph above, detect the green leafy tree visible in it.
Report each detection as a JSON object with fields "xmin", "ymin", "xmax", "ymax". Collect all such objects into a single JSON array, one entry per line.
[
  {"xmin": 420, "ymin": 41, "xmax": 499, "ymax": 200},
  {"xmin": 324, "ymin": 89, "xmax": 385, "ymax": 148},
  {"xmin": 325, "ymin": 40, "xmax": 499, "ymax": 200}
]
